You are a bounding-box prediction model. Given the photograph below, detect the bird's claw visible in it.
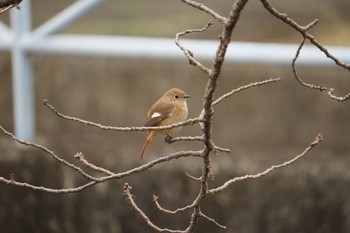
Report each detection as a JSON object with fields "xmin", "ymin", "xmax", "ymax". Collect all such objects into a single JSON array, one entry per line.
[{"xmin": 165, "ymin": 135, "xmax": 173, "ymax": 144}]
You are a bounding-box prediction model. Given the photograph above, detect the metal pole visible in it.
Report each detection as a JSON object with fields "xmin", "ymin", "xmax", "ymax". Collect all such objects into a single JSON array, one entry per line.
[
  {"xmin": 10, "ymin": 0, "xmax": 35, "ymax": 141},
  {"xmin": 0, "ymin": 21, "xmax": 12, "ymax": 49},
  {"xmin": 24, "ymin": 35, "xmax": 350, "ymax": 66},
  {"xmin": 31, "ymin": 0, "xmax": 104, "ymax": 38}
]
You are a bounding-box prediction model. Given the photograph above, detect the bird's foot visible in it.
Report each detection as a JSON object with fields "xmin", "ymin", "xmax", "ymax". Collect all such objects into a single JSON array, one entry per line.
[{"xmin": 165, "ymin": 135, "xmax": 173, "ymax": 144}]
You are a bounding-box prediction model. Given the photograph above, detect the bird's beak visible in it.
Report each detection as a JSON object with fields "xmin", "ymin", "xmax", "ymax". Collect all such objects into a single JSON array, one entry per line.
[{"xmin": 184, "ymin": 95, "xmax": 191, "ymax": 99}]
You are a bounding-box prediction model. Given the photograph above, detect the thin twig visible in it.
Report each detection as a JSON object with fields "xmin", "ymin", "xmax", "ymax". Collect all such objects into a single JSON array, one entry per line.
[
  {"xmin": 185, "ymin": 172, "xmax": 202, "ymax": 181},
  {"xmin": 212, "ymin": 78, "xmax": 281, "ymax": 106},
  {"xmin": 199, "ymin": 211, "xmax": 227, "ymax": 229},
  {"xmin": 175, "ymin": 21, "xmax": 213, "ymax": 74},
  {"xmin": 167, "ymin": 136, "xmax": 204, "ymax": 143},
  {"xmin": 327, "ymin": 89, "xmax": 350, "ymax": 102},
  {"xmin": 124, "ymin": 184, "xmax": 186, "ymax": 233},
  {"xmin": 0, "ymin": 147, "xmax": 202, "ymax": 193},
  {"xmin": 292, "ymin": 38, "xmax": 327, "ymax": 91},
  {"xmin": 74, "ymin": 152, "xmax": 114, "ymax": 176},
  {"xmin": 43, "ymin": 99, "xmax": 201, "ymax": 132},
  {"xmin": 260, "ymin": 0, "xmax": 350, "ymax": 71},
  {"xmin": 213, "ymin": 145, "xmax": 231, "ymax": 154},
  {"xmin": 208, "ymin": 134, "xmax": 324, "ymax": 195},
  {"xmin": 0, "ymin": 176, "xmax": 96, "ymax": 193},
  {"xmin": 180, "ymin": 0, "xmax": 226, "ymax": 23},
  {"xmin": 0, "ymin": 125, "xmax": 99, "ymax": 182},
  {"xmin": 153, "ymin": 195, "xmax": 196, "ymax": 214}
]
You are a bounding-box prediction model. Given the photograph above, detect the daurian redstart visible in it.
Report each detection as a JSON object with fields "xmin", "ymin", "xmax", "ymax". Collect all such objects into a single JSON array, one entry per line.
[{"xmin": 140, "ymin": 88, "xmax": 190, "ymax": 158}]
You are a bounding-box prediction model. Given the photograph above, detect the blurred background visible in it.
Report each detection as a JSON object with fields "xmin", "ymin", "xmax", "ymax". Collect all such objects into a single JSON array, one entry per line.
[{"xmin": 0, "ymin": 0, "xmax": 350, "ymax": 232}]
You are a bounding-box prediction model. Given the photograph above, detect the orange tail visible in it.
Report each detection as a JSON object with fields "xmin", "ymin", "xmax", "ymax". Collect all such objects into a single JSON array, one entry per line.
[{"xmin": 140, "ymin": 131, "xmax": 154, "ymax": 159}]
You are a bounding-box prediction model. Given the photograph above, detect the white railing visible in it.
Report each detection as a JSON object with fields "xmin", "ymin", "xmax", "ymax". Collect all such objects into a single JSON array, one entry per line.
[{"xmin": 1, "ymin": 0, "xmax": 350, "ymax": 141}]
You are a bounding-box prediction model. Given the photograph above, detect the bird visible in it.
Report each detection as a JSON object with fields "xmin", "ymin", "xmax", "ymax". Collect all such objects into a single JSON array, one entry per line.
[{"xmin": 140, "ymin": 88, "xmax": 190, "ymax": 158}]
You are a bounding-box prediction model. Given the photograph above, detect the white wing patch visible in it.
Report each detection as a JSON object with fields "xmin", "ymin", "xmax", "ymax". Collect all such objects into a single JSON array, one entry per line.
[{"xmin": 151, "ymin": 112, "xmax": 161, "ymax": 118}]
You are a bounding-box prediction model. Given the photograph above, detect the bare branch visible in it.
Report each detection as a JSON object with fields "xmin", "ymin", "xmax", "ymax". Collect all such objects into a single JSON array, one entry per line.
[
  {"xmin": 0, "ymin": 125, "xmax": 99, "ymax": 182},
  {"xmin": 153, "ymin": 195, "xmax": 196, "ymax": 214},
  {"xmin": 167, "ymin": 136, "xmax": 204, "ymax": 143},
  {"xmin": 208, "ymin": 134, "xmax": 324, "ymax": 195},
  {"xmin": 212, "ymin": 78, "xmax": 281, "ymax": 106},
  {"xmin": 213, "ymin": 145, "xmax": 231, "ymax": 154},
  {"xmin": 180, "ymin": 0, "xmax": 226, "ymax": 23},
  {"xmin": 292, "ymin": 38, "xmax": 327, "ymax": 91},
  {"xmin": 260, "ymin": 0, "xmax": 350, "ymax": 100},
  {"xmin": 175, "ymin": 21, "xmax": 213, "ymax": 74},
  {"xmin": 185, "ymin": 172, "xmax": 202, "ymax": 181},
  {"xmin": 183, "ymin": 1, "xmax": 251, "ymax": 231},
  {"xmin": 74, "ymin": 152, "xmax": 114, "ymax": 176},
  {"xmin": 43, "ymin": 99, "xmax": 201, "ymax": 132},
  {"xmin": 124, "ymin": 184, "xmax": 186, "ymax": 233},
  {"xmin": 199, "ymin": 210, "xmax": 226, "ymax": 229},
  {"xmin": 327, "ymin": 89, "xmax": 350, "ymax": 102},
  {"xmin": 0, "ymin": 176, "xmax": 96, "ymax": 193},
  {"xmin": 260, "ymin": 0, "xmax": 350, "ymax": 71},
  {"xmin": 0, "ymin": 135, "xmax": 202, "ymax": 193}
]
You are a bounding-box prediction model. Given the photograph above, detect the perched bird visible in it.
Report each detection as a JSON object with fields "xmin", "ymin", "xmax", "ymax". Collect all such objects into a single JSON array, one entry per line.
[{"xmin": 140, "ymin": 88, "xmax": 190, "ymax": 158}]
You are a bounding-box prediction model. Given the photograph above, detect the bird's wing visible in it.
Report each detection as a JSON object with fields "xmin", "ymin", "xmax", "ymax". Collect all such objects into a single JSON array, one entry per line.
[{"xmin": 144, "ymin": 102, "xmax": 174, "ymax": 127}]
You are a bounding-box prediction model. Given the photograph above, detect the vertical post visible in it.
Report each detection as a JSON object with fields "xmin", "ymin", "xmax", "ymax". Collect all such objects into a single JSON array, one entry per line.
[{"xmin": 10, "ymin": 0, "xmax": 35, "ymax": 141}]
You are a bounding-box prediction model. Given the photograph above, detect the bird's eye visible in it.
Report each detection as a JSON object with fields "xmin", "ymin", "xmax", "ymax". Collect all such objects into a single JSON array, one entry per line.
[{"xmin": 175, "ymin": 95, "xmax": 179, "ymax": 99}]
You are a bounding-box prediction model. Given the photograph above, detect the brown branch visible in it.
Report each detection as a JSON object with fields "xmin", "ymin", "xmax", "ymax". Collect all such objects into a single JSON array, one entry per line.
[
  {"xmin": 181, "ymin": 1, "xmax": 250, "ymax": 232},
  {"xmin": 0, "ymin": 125, "xmax": 202, "ymax": 194},
  {"xmin": 292, "ymin": 38, "xmax": 327, "ymax": 91},
  {"xmin": 327, "ymin": 89, "xmax": 350, "ymax": 102},
  {"xmin": 212, "ymin": 77, "xmax": 281, "ymax": 106},
  {"xmin": 153, "ymin": 195, "xmax": 196, "ymax": 214},
  {"xmin": 199, "ymin": 210, "xmax": 226, "ymax": 229},
  {"xmin": 43, "ymin": 99, "xmax": 201, "ymax": 132},
  {"xmin": 0, "ymin": 125, "xmax": 99, "ymax": 182},
  {"xmin": 213, "ymin": 145, "xmax": 230, "ymax": 154},
  {"xmin": 0, "ymin": 176, "xmax": 96, "ymax": 193},
  {"xmin": 180, "ymin": 0, "xmax": 226, "ymax": 23},
  {"xmin": 185, "ymin": 172, "xmax": 202, "ymax": 181},
  {"xmin": 74, "ymin": 152, "xmax": 114, "ymax": 176},
  {"xmin": 167, "ymin": 136, "xmax": 204, "ymax": 143},
  {"xmin": 260, "ymin": 0, "xmax": 350, "ymax": 100},
  {"xmin": 124, "ymin": 183, "xmax": 186, "ymax": 233},
  {"xmin": 175, "ymin": 21, "xmax": 213, "ymax": 74},
  {"xmin": 208, "ymin": 133, "xmax": 324, "ymax": 195},
  {"xmin": 260, "ymin": 0, "xmax": 350, "ymax": 71}
]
